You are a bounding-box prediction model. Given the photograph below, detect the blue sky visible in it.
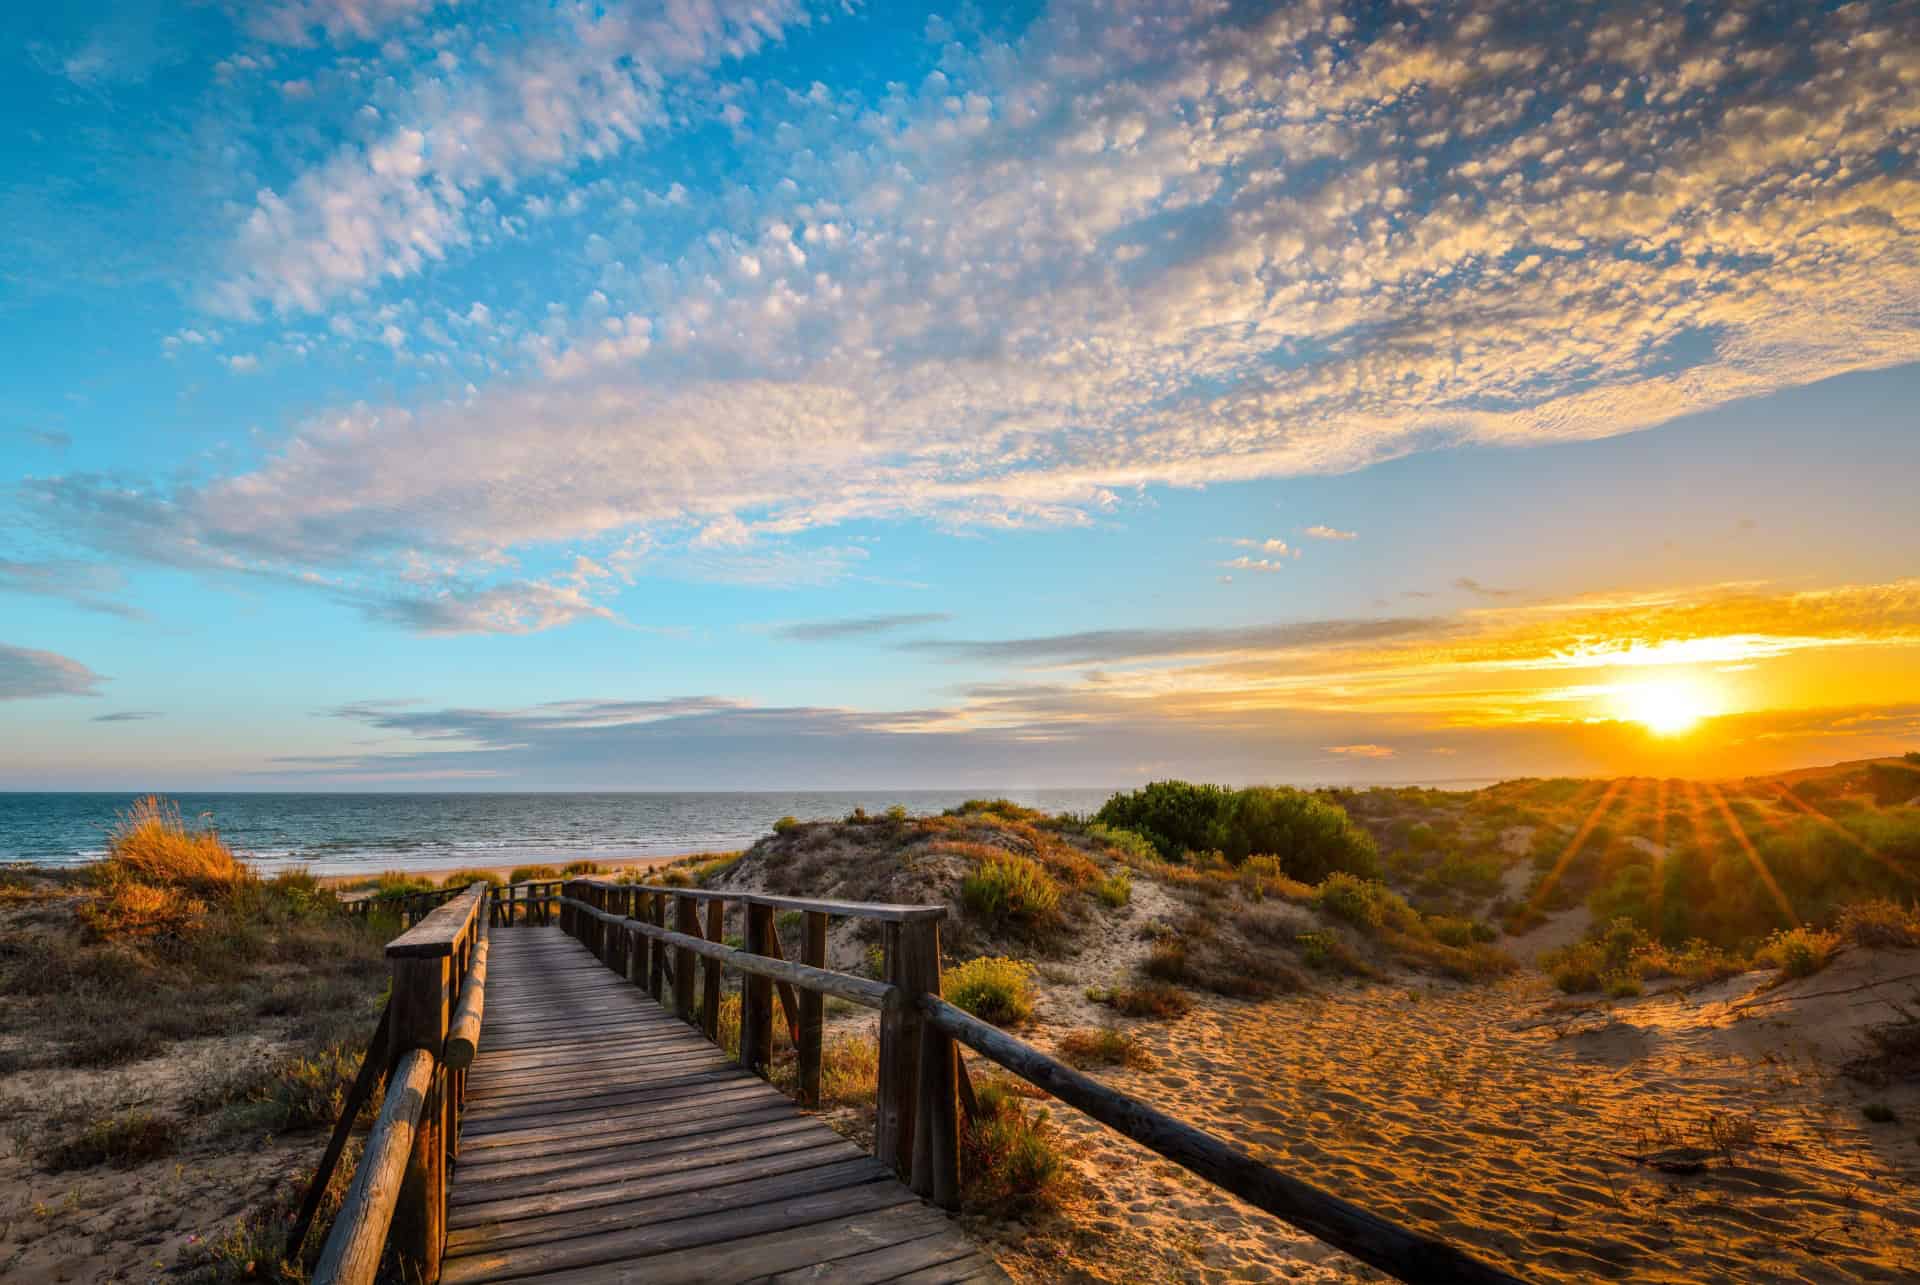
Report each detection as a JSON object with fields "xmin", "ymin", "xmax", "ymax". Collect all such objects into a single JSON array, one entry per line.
[{"xmin": 3, "ymin": 0, "xmax": 1917, "ymax": 790}]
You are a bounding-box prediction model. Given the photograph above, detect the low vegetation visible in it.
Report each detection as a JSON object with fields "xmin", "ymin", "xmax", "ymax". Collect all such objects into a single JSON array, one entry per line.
[
  {"xmin": 945, "ymin": 956, "xmax": 1037, "ymax": 1026},
  {"xmin": 1055, "ymin": 1027, "xmax": 1151, "ymax": 1070},
  {"xmin": 959, "ymin": 1077, "xmax": 1068, "ymax": 1218},
  {"xmin": 1094, "ymin": 781, "xmax": 1380, "ymax": 880}
]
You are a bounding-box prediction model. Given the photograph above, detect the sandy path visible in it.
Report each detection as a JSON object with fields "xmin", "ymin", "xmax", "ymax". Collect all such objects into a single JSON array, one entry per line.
[{"xmin": 1002, "ymin": 966, "xmax": 1920, "ymax": 1283}]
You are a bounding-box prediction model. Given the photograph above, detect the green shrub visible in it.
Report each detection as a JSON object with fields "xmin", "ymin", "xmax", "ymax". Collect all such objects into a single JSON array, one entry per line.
[
  {"xmin": 945, "ymin": 956, "xmax": 1036, "ymax": 1026},
  {"xmin": 1313, "ymin": 872, "xmax": 1411, "ymax": 933},
  {"xmin": 1095, "ymin": 781, "xmax": 1378, "ymax": 880},
  {"xmin": 560, "ymin": 860, "xmax": 606, "ymax": 875},
  {"xmin": 960, "ymin": 853, "xmax": 1061, "ymax": 929},
  {"xmin": 1094, "ymin": 781, "xmax": 1236, "ymax": 860},
  {"xmin": 947, "ymin": 798, "xmax": 1048, "ymax": 823},
  {"xmin": 1085, "ymin": 823, "xmax": 1158, "ymax": 864},
  {"xmin": 1757, "ymin": 926, "xmax": 1842, "ymax": 979},
  {"xmin": 437, "ymin": 868, "xmax": 503, "ymax": 889},
  {"xmin": 1836, "ymin": 898, "xmax": 1920, "ymax": 948},
  {"xmin": 961, "ymin": 1078, "xmax": 1065, "ymax": 1216},
  {"xmin": 772, "ymin": 815, "xmax": 801, "ymax": 835},
  {"xmin": 1095, "ymin": 870, "xmax": 1132, "ymax": 908}
]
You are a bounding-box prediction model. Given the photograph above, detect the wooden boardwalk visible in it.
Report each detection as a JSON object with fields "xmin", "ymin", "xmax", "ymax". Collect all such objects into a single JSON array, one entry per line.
[{"xmin": 441, "ymin": 926, "xmax": 1005, "ymax": 1283}]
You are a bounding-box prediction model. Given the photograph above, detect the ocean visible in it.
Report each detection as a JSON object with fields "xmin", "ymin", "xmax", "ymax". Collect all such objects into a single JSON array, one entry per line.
[{"xmin": 0, "ymin": 790, "xmax": 1118, "ymax": 875}]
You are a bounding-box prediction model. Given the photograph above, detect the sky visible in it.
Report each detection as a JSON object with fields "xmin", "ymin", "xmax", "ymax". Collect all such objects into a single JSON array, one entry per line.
[{"xmin": 2, "ymin": 0, "xmax": 1917, "ymax": 792}]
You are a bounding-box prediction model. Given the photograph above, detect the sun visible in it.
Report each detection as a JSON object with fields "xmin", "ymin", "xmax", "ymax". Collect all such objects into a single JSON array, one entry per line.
[{"xmin": 1615, "ymin": 675, "xmax": 1717, "ymax": 736}]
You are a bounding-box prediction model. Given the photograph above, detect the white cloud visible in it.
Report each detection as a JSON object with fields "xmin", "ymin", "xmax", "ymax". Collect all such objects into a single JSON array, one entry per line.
[{"xmin": 1304, "ymin": 526, "xmax": 1357, "ymax": 542}]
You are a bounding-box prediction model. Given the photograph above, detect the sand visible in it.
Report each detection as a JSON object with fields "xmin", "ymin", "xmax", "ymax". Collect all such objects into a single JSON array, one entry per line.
[{"xmin": 997, "ymin": 953, "xmax": 1920, "ymax": 1282}]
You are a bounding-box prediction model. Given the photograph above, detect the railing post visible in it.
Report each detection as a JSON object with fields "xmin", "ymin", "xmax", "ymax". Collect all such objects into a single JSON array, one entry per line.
[
  {"xmin": 877, "ymin": 917, "xmax": 940, "ymax": 1181},
  {"xmin": 910, "ymin": 916, "xmax": 959, "ymax": 1208},
  {"xmin": 388, "ymin": 946, "xmax": 451, "ymax": 1282},
  {"xmin": 798, "ymin": 911, "xmax": 827, "ymax": 1107},
  {"xmin": 649, "ymin": 893, "xmax": 666, "ymax": 1000},
  {"xmin": 673, "ymin": 895, "xmax": 699, "ymax": 1022},
  {"xmin": 740, "ymin": 903, "xmax": 775, "ymax": 1073},
  {"xmin": 701, "ymin": 898, "xmax": 724, "ymax": 1041}
]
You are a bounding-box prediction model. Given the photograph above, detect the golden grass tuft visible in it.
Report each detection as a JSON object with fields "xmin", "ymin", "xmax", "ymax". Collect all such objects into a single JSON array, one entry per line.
[
  {"xmin": 944, "ymin": 956, "xmax": 1037, "ymax": 1026},
  {"xmin": 98, "ymin": 796, "xmax": 251, "ymax": 896},
  {"xmin": 1055, "ymin": 1026, "xmax": 1152, "ymax": 1070}
]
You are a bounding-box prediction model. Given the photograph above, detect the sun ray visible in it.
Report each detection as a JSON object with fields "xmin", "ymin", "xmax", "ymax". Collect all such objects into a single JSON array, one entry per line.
[
  {"xmin": 1527, "ymin": 778, "xmax": 1627, "ymax": 914},
  {"xmin": 1706, "ymin": 782, "xmax": 1800, "ymax": 927},
  {"xmin": 1769, "ymin": 781, "xmax": 1916, "ymax": 887}
]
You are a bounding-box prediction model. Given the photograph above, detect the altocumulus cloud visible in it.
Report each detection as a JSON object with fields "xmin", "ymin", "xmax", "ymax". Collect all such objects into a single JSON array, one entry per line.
[{"xmin": 23, "ymin": 0, "xmax": 1920, "ymax": 634}]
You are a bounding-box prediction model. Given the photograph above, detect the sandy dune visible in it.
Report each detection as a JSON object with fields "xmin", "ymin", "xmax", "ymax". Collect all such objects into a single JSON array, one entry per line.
[{"xmin": 1000, "ymin": 953, "xmax": 1920, "ymax": 1283}]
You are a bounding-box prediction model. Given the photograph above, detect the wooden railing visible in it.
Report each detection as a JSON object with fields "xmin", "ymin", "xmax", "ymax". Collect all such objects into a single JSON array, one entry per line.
[
  {"xmin": 554, "ymin": 876, "xmax": 1523, "ymax": 1285},
  {"xmin": 313, "ymin": 882, "xmax": 490, "ymax": 1285}
]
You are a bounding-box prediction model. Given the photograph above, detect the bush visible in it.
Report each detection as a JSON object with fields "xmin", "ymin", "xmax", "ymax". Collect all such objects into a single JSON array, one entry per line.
[
  {"xmin": 945, "ymin": 956, "xmax": 1036, "ymax": 1026},
  {"xmin": 222, "ymin": 1042, "xmax": 371, "ymax": 1135},
  {"xmin": 1095, "ymin": 870, "xmax": 1132, "ymax": 908},
  {"xmin": 1837, "ymin": 898, "xmax": 1920, "ymax": 948},
  {"xmin": 561, "ymin": 860, "xmax": 606, "ymax": 875},
  {"xmin": 1094, "ymin": 781, "xmax": 1235, "ymax": 860},
  {"xmin": 1757, "ymin": 926, "xmax": 1842, "ymax": 979},
  {"xmin": 961, "ymin": 1078, "xmax": 1065, "ymax": 1217},
  {"xmin": 960, "ymin": 853, "xmax": 1061, "ymax": 929},
  {"xmin": 1055, "ymin": 1027, "xmax": 1150, "ymax": 1069},
  {"xmin": 1240, "ymin": 854, "xmax": 1313, "ymax": 901},
  {"xmin": 947, "ymin": 798, "xmax": 1048, "ymax": 823},
  {"xmin": 1084, "ymin": 823, "xmax": 1158, "ymax": 865},
  {"xmin": 1094, "ymin": 782, "xmax": 1378, "ymax": 880},
  {"xmin": 772, "ymin": 815, "xmax": 802, "ymax": 835},
  {"xmin": 1313, "ymin": 872, "xmax": 1412, "ymax": 933}
]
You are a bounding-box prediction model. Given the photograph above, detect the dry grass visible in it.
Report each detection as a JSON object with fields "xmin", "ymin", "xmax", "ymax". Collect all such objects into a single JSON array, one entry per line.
[
  {"xmin": 1095, "ymin": 982, "xmax": 1192, "ymax": 1019},
  {"xmin": 38, "ymin": 1109, "xmax": 178, "ymax": 1172},
  {"xmin": 1055, "ymin": 1027, "xmax": 1152, "ymax": 1070},
  {"xmin": 96, "ymin": 796, "xmax": 252, "ymax": 895},
  {"xmin": 960, "ymin": 1077, "xmax": 1069, "ymax": 1218},
  {"xmin": 945, "ymin": 956, "xmax": 1037, "ymax": 1026}
]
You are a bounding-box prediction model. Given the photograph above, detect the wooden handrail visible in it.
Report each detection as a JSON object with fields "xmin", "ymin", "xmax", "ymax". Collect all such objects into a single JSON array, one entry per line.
[
  {"xmin": 919, "ymin": 995, "xmax": 1525, "ymax": 1285},
  {"xmin": 311, "ymin": 1048, "xmax": 436, "ymax": 1285},
  {"xmin": 314, "ymin": 883, "xmax": 488, "ymax": 1285},
  {"xmin": 559, "ymin": 894, "xmax": 894, "ymax": 1007},
  {"xmin": 444, "ymin": 917, "xmax": 490, "ymax": 1069},
  {"xmin": 587, "ymin": 880, "xmax": 947, "ymax": 921}
]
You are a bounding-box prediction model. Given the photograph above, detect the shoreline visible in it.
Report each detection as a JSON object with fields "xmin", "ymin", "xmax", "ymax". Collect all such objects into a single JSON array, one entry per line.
[{"xmin": 313, "ymin": 851, "xmax": 700, "ymax": 887}]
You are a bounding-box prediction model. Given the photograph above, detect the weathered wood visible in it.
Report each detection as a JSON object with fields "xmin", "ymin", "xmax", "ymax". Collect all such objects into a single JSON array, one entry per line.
[
  {"xmin": 797, "ymin": 910, "xmax": 827, "ymax": 1107},
  {"xmin": 672, "ymin": 894, "xmax": 699, "ymax": 1022},
  {"xmin": 913, "ymin": 1016, "xmax": 960, "ymax": 1210},
  {"xmin": 445, "ymin": 922, "xmax": 491, "ymax": 1069},
  {"xmin": 557, "ymin": 897, "xmax": 896, "ymax": 1008},
  {"xmin": 390, "ymin": 950, "xmax": 451, "ymax": 1282},
  {"xmin": 312, "ymin": 1047, "xmax": 435, "ymax": 1285},
  {"xmin": 877, "ymin": 919, "xmax": 937, "ymax": 1180},
  {"xmin": 740, "ymin": 902, "xmax": 775, "ymax": 1073},
  {"xmin": 648, "ymin": 891, "xmax": 666, "ymax": 1000},
  {"xmin": 701, "ymin": 897, "xmax": 723, "ymax": 1040},
  {"xmin": 287, "ymin": 1001, "xmax": 390, "ymax": 1262},
  {"xmin": 388, "ymin": 883, "xmax": 487, "ymax": 958},
  {"xmin": 575, "ymin": 878, "xmax": 946, "ymax": 922},
  {"xmin": 759, "ymin": 916, "xmax": 804, "ymax": 1044},
  {"xmin": 921, "ymin": 995, "xmax": 1525, "ymax": 1285}
]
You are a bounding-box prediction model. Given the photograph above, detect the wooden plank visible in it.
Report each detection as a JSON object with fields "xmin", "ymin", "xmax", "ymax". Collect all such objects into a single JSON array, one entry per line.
[
  {"xmin": 443, "ymin": 1155, "xmax": 890, "ymax": 1258},
  {"xmin": 451, "ymin": 1106, "xmax": 803, "ymax": 1184},
  {"xmin": 448, "ymin": 1141, "xmax": 862, "ymax": 1227},
  {"xmin": 702, "ymin": 897, "xmax": 723, "ymax": 1040},
  {"xmin": 438, "ymin": 1179, "xmax": 923, "ymax": 1282},
  {"xmin": 740, "ymin": 902, "xmax": 775, "ymax": 1074},
  {"xmin": 514, "ymin": 1203, "xmax": 973, "ymax": 1285},
  {"xmin": 764, "ymin": 1231, "xmax": 992, "ymax": 1283}
]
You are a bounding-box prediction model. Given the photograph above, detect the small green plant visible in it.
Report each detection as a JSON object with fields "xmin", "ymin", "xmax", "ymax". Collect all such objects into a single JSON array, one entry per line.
[
  {"xmin": 437, "ymin": 868, "xmax": 503, "ymax": 889},
  {"xmin": 1296, "ymin": 932, "xmax": 1331, "ymax": 968},
  {"xmin": 1094, "ymin": 869, "xmax": 1132, "ymax": 908},
  {"xmin": 508, "ymin": 864, "xmax": 561, "ymax": 882},
  {"xmin": 1757, "ymin": 926, "xmax": 1842, "ymax": 979},
  {"xmin": 1604, "ymin": 970, "xmax": 1644, "ymax": 999},
  {"xmin": 961, "ymin": 1078, "xmax": 1066, "ymax": 1217},
  {"xmin": 944, "ymin": 956, "xmax": 1037, "ymax": 1026},
  {"xmin": 1084, "ymin": 823, "xmax": 1158, "ymax": 864},
  {"xmin": 1837, "ymin": 898, "xmax": 1920, "ymax": 949},
  {"xmin": 560, "ymin": 860, "xmax": 606, "ymax": 875},
  {"xmin": 772, "ymin": 815, "xmax": 802, "ymax": 835},
  {"xmin": 884, "ymin": 804, "xmax": 910, "ymax": 822},
  {"xmin": 1312, "ymin": 872, "xmax": 1411, "ymax": 933},
  {"xmin": 960, "ymin": 852, "xmax": 1061, "ymax": 929}
]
